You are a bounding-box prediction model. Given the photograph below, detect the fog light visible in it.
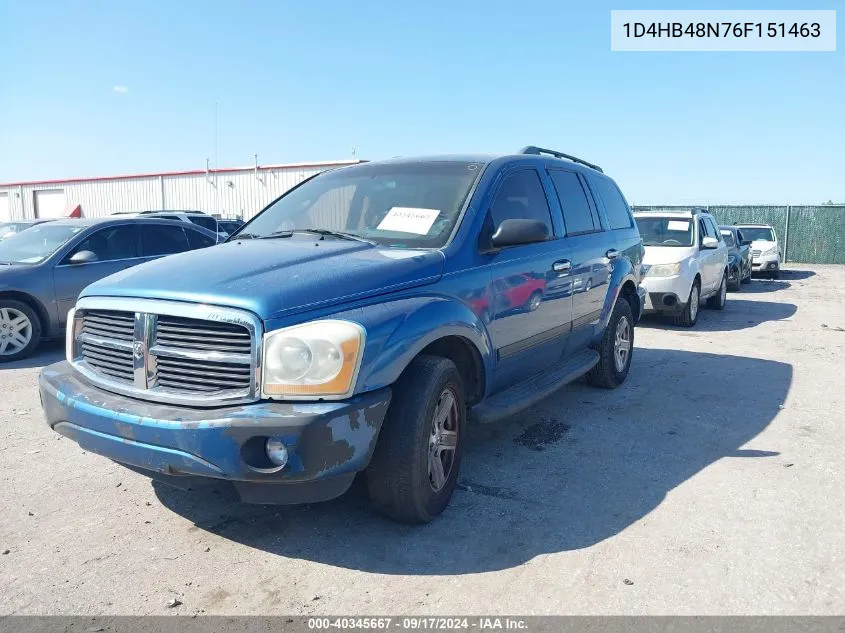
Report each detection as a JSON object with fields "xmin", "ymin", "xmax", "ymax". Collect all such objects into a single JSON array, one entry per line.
[{"xmin": 265, "ymin": 438, "xmax": 289, "ymax": 467}]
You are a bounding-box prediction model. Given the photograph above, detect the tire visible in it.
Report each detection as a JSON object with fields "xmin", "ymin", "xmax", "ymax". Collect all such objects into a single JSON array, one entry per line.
[
  {"xmin": 526, "ymin": 291, "xmax": 542, "ymax": 312},
  {"xmin": 729, "ymin": 267, "xmax": 741, "ymax": 292},
  {"xmin": 587, "ymin": 296, "xmax": 634, "ymax": 389},
  {"xmin": 708, "ymin": 272, "xmax": 727, "ymax": 310},
  {"xmin": 0, "ymin": 300, "xmax": 42, "ymax": 363},
  {"xmin": 741, "ymin": 269, "xmax": 751, "ymax": 284},
  {"xmin": 672, "ymin": 280, "xmax": 700, "ymax": 328},
  {"xmin": 366, "ymin": 355, "xmax": 465, "ymax": 524}
]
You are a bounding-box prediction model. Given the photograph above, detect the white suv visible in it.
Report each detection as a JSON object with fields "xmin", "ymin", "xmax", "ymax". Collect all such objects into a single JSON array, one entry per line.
[
  {"xmin": 735, "ymin": 223, "xmax": 780, "ymax": 279},
  {"xmin": 633, "ymin": 209, "xmax": 729, "ymax": 327}
]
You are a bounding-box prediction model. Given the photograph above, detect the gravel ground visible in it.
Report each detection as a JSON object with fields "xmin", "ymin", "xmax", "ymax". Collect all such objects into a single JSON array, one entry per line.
[{"xmin": 1, "ymin": 265, "xmax": 843, "ymax": 615}]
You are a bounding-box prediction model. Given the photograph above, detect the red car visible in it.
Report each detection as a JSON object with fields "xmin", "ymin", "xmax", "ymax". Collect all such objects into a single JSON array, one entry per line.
[{"xmin": 498, "ymin": 273, "xmax": 547, "ymax": 312}]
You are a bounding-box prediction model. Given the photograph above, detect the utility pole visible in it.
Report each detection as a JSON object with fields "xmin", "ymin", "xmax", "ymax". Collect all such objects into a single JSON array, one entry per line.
[{"xmin": 214, "ymin": 101, "xmax": 220, "ymax": 215}]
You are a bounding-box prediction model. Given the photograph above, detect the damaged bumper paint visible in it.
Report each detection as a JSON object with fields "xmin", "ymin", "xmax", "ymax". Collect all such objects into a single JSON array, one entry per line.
[{"xmin": 39, "ymin": 361, "xmax": 391, "ymax": 504}]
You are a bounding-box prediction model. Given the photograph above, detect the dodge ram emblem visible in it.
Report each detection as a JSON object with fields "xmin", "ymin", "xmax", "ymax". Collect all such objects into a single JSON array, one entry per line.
[{"xmin": 132, "ymin": 340, "xmax": 145, "ymax": 360}]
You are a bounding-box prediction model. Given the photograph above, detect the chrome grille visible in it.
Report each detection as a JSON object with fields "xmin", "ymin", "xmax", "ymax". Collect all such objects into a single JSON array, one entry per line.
[
  {"xmin": 155, "ymin": 316, "xmax": 252, "ymax": 353},
  {"xmin": 751, "ymin": 249, "xmax": 762, "ymax": 258},
  {"xmin": 70, "ymin": 298, "xmax": 260, "ymax": 406}
]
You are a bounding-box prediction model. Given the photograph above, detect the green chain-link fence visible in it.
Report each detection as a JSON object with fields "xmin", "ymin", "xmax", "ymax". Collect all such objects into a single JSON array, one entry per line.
[{"xmin": 631, "ymin": 205, "xmax": 845, "ymax": 264}]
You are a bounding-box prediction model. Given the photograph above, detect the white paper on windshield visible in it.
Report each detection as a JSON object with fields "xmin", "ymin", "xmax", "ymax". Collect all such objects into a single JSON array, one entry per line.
[
  {"xmin": 667, "ymin": 220, "xmax": 690, "ymax": 232},
  {"xmin": 377, "ymin": 207, "xmax": 440, "ymax": 235}
]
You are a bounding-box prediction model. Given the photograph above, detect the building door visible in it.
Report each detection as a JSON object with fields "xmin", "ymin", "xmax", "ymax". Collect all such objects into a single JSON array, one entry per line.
[{"xmin": 34, "ymin": 189, "xmax": 67, "ymax": 219}]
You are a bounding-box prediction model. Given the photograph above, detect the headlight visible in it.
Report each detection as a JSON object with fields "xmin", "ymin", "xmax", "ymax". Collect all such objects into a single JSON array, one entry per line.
[
  {"xmin": 646, "ymin": 262, "xmax": 682, "ymax": 277},
  {"xmin": 262, "ymin": 320, "xmax": 365, "ymax": 399},
  {"xmin": 763, "ymin": 245, "xmax": 778, "ymax": 256}
]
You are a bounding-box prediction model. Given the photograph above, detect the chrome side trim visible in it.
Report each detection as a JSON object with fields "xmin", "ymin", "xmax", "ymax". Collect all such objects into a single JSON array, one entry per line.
[{"xmin": 69, "ymin": 296, "xmax": 263, "ymax": 407}]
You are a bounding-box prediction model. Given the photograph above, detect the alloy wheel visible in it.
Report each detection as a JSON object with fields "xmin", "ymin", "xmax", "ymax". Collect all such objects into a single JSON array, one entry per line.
[
  {"xmin": 614, "ymin": 316, "xmax": 631, "ymax": 373},
  {"xmin": 428, "ymin": 387, "xmax": 459, "ymax": 492},
  {"xmin": 0, "ymin": 308, "xmax": 33, "ymax": 356}
]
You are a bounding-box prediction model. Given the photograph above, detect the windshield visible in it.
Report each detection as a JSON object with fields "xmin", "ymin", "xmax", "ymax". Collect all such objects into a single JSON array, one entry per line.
[
  {"xmin": 739, "ymin": 227, "xmax": 774, "ymax": 242},
  {"xmin": 235, "ymin": 161, "xmax": 483, "ymax": 248},
  {"xmin": 635, "ymin": 216, "xmax": 694, "ymax": 247},
  {"xmin": 0, "ymin": 223, "xmax": 28, "ymax": 240},
  {"xmin": 720, "ymin": 230, "xmax": 736, "ymax": 247},
  {"xmin": 0, "ymin": 224, "xmax": 84, "ymax": 264}
]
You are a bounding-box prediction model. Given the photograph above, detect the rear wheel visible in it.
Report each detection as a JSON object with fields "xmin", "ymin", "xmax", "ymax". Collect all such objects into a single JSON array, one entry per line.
[
  {"xmin": 708, "ymin": 272, "xmax": 727, "ymax": 310},
  {"xmin": 587, "ymin": 297, "xmax": 634, "ymax": 389},
  {"xmin": 672, "ymin": 280, "xmax": 700, "ymax": 328},
  {"xmin": 0, "ymin": 300, "xmax": 41, "ymax": 363},
  {"xmin": 366, "ymin": 355, "xmax": 465, "ymax": 524}
]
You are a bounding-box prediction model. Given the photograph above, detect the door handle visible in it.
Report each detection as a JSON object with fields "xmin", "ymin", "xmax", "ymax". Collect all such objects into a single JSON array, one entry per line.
[
  {"xmin": 605, "ymin": 249, "xmax": 620, "ymax": 260},
  {"xmin": 553, "ymin": 260, "xmax": 571, "ymax": 274}
]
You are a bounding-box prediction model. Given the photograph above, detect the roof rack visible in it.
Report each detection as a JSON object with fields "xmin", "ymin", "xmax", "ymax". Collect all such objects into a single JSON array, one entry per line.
[{"xmin": 518, "ymin": 146, "xmax": 603, "ymax": 173}]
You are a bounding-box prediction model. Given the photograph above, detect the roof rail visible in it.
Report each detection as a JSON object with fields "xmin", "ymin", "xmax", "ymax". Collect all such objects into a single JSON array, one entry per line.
[{"xmin": 518, "ymin": 146, "xmax": 603, "ymax": 173}]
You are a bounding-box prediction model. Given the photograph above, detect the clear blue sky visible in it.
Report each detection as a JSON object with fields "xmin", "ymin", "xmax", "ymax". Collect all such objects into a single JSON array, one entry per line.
[{"xmin": 0, "ymin": 0, "xmax": 842, "ymax": 204}]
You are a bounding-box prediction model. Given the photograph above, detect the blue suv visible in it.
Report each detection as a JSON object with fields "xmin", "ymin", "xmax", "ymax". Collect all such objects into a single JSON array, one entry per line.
[{"xmin": 39, "ymin": 147, "xmax": 645, "ymax": 523}]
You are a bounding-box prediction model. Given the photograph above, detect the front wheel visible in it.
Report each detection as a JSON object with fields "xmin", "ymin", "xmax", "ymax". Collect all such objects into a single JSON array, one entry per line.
[
  {"xmin": 586, "ymin": 297, "xmax": 634, "ymax": 389},
  {"xmin": 729, "ymin": 267, "xmax": 741, "ymax": 292},
  {"xmin": 0, "ymin": 300, "xmax": 42, "ymax": 363},
  {"xmin": 672, "ymin": 280, "xmax": 700, "ymax": 328},
  {"xmin": 366, "ymin": 355, "xmax": 465, "ymax": 524}
]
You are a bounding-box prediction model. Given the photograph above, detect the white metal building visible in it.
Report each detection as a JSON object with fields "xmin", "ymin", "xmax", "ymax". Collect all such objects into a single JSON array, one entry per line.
[{"xmin": 0, "ymin": 159, "xmax": 364, "ymax": 223}]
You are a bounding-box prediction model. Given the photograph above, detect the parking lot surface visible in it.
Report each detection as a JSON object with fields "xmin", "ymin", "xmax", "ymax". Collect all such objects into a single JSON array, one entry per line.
[{"xmin": 1, "ymin": 265, "xmax": 843, "ymax": 615}]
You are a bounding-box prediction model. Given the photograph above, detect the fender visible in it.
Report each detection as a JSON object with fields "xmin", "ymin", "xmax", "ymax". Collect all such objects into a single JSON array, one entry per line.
[
  {"xmin": 597, "ymin": 257, "xmax": 640, "ymax": 332},
  {"xmin": 344, "ymin": 295, "xmax": 494, "ymax": 398}
]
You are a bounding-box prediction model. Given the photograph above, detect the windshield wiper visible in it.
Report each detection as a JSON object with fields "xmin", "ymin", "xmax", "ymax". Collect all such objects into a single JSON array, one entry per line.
[
  {"xmin": 298, "ymin": 228, "xmax": 375, "ymax": 245},
  {"xmin": 234, "ymin": 229, "xmax": 374, "ymax": 244}
]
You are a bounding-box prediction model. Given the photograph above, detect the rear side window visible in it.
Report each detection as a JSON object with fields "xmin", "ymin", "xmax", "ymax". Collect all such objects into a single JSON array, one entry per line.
[
  {"xmin": 189, "ymin": 215, "xmax": 218, "ymax": 232},
  {"xmin": 548, "ymin": 170, "xmax": 597, "ymax": 235},
  {"xmin": 488, "ymin": 169, "xmax": 554, "ymax": 233},
  {"xmin": 587, "ymin": 175, "xmax": 633, "ymax": 230},
  {"xmin": 187, "ymin": 228, "xmax": 216, "ymax": 249},
  {"xmin": 139, "ymin": 224, "xmax": 190, "ymax": 256}
]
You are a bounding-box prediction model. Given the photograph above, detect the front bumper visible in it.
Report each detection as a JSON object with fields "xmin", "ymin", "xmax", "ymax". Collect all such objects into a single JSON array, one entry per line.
[
  {"xmin": 752, "ymin": 255, "xmax": 779, "ymax": 271},
  {"xmin": 39, "ymin": 361, "xmax": 391, "ymax": 504},
  {"xmin": 640, "ymin": 275, "xmax": 689, "ymax": 314}
]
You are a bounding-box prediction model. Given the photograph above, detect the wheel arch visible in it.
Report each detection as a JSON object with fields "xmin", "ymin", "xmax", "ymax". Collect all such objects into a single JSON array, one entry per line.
[
  {"xmin": 345, "ymin": 296, "xmax": 494, "ymax": 405},
  {"xmin": 0, "ymin": 290, "xmax": 50, "ymax": 336}
]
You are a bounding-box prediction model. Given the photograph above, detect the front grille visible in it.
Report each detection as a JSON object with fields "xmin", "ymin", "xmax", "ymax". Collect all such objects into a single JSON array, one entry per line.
[
  {"xmin": 72, "ymin": 300, "xmax": 259, "ymax": 406},
  {"xmin": 79, "ymin": 311, "xmax": 136, "ymax": 384},
  {"xmin": 153, "ymin": 316, "xmax": 252, "ymax": 393},
  {"xmin": 751, "ymin": 249, "xmax": 762, "ymax": 258}
]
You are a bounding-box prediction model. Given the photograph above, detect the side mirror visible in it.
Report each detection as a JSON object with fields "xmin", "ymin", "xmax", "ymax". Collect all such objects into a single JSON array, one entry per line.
[
  {"xmin": 701, "ymin": 236, "xmax": 719, "ymax": 250},
  {"xmin": 68, "ymin": 250, "xmax": 98, "ymax": 265},
  {"xmin": 490, "ymin": 219, "xmax": 549, "ymax": 249}
]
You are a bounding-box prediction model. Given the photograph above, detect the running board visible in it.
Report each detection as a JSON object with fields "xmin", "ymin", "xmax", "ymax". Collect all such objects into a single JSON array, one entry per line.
[{"xmin": 470, "ymin": 349, "xmax": 600, "ymax": 424}]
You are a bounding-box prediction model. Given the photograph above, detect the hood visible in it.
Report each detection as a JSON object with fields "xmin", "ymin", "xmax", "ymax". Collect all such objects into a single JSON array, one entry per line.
[
  {"xmin": 642, "ymin": 245, "xmax": 696, "ymax": 266},
  {"xmin": 751, "ymin": 239, "xmax": 776, "ymax": 250},
  {"xmin": 83, "ymin": 238, "xmax": 445, "ymax": 320}
]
